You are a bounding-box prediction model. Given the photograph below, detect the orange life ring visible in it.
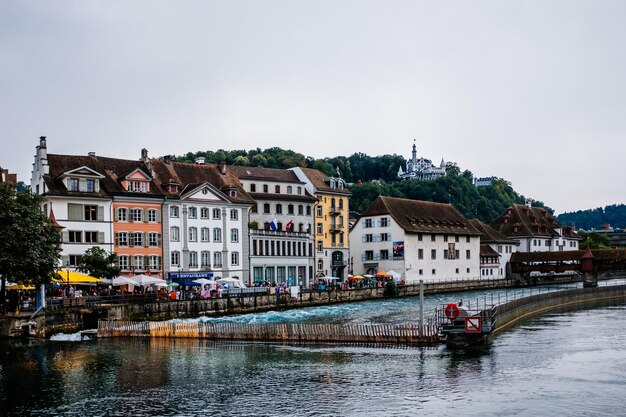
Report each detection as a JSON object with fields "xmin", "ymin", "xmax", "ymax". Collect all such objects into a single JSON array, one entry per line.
[{"xmin": 445, "ymin": 303, "xmax": 460, "ymax": 320}]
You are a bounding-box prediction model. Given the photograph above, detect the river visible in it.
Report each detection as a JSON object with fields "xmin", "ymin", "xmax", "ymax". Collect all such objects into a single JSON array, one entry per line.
[{"xmin": 1, "ymin": 282, "xmax": 625, "ymax": 416}]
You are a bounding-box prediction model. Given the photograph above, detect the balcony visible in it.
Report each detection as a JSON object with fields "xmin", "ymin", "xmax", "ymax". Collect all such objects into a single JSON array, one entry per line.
[
  {"xmin": 329, "ymin": 207, "xmax": 340, "ymax": 216},
  {"xmin": 329, "ymin": 224, "xmax": 344, "ymax": 234},
  {"xmin": 250, "ymin": 229, "xmax": 311, "ymax": 239}
]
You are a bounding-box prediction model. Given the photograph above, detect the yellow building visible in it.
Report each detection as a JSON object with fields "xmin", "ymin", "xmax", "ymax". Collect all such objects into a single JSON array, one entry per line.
[{"xmin": 290, "ymin": 167, "xmax": 351, "ymax": 280}]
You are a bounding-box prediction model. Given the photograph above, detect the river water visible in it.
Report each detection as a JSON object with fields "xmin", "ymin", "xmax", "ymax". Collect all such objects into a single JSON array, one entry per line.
[{"xmin": 2, "ymin": 282, "xmax": 625, "ymax": 416}]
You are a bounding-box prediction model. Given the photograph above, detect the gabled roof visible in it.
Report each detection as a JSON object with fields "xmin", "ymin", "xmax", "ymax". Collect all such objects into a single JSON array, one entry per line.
[
  {"xmin": 480, "ymin": 244, "xmax": 500, "ymax": 257},
  {"xmin": 149, "ymin": 159, "xmax": 254, "ymax": 204},
  {"xmin": 469, "ymin": 219, "xmax": 517, "ymax": 244},
  {"xmin": 490, "ymin": 204, "xmax": 579, "ymax": 239},
  {"xmin": 361, "ymin": 196, "xmax": 480, "ymax": 235},
  {"xmin": 296, "ymin": 167, "xmax": 352, "ymax": 195},
  {"xmin": 228, "ymin": 165, "xmax": 305, "ymax": 183}
]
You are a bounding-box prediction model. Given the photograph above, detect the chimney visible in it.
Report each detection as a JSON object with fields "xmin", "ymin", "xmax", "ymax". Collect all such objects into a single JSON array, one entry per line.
[
  {"xmin": 88, "ymin": 152, "xmax": 96, "ymax": 157},
  {"xmin": 141, "ymin": 148, "xmax": 148, "ymax": 160},
  {"xmin": 217, "ymin": 161, "xmax": 226, "ymax": 175},
  {"xmin": 39, "ymin": 136, "xmax": 47, "ymax": 148},
  {"xmin": 195, "ymin": 157, "xmax": 206, "ymax": 165}
]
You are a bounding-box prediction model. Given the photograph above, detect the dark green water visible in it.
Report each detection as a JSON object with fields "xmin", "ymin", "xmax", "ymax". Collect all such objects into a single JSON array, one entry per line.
[{"xmin": 2, "ymin": 284, "xmax": 625, "ymax": 416}]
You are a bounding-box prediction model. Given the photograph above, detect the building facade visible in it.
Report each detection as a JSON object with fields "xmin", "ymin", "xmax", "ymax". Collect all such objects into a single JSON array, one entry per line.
[
  {"xmin": 469, "ymin": 219, "xmax": 517, "ymax": 279},
  {"xmin": 229, "ymin": 166, "xmax": 316, "ymax": 286},
  {"xmin": 350, "ymin": 196, "xmax": 481, "ymax": 283},
  {"xmin": 290, "ymin": 167, "xmax": 351, "ymax": 280}
]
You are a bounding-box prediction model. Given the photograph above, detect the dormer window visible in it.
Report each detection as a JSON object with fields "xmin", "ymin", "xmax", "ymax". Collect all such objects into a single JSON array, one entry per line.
[
  {"xmin": 329, "ymin": 179, "xmax": 336, "ymax": 189},
  {"xmin": 127, "ymin": 180, "xmax": 148, "ymax": 193},
  {"xmin": 230, "ymin": 190, "xmax": 237, "ymax": 198},
  {"xmin": 169, "ymin": 184, "xmax": 178, "ymax": 193},
  {"xmin": 69, "ymin": 178, "xmax": 79, "ymax": 191},
  {"xmin": 338, "ymin": 180, "xmax": 345, "ymax": 190}
]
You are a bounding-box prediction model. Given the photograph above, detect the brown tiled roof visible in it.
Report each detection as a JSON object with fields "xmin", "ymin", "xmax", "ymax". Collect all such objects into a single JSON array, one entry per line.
[
  {"xmin": 362, "ymin": 196, "xmax": 481, "ymax": 235},
  {"xmin": 480, "ymin": 244, "xmax": 500, "ymax": 257},
  {"xmin": 490, "ymin": 204, "xmax": 580, "ymax": 239},
  {"xmin": 469, "ymin": 219, "xmax": 517, "ymax": 244},
  {"xmin": 298, "ymin": 167, "xmax": 352, "ymax": 195},
  {"xmin": 228, "ymin": 165, "xmax": 305, "ymax": 183},
  {"xmin": 150, "ymin": 159, "xmax": 254, "ymax": 203}
]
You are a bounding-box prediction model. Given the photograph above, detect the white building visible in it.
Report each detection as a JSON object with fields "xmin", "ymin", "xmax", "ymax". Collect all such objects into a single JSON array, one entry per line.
[
  {"xmin": 397, "ymin": 141, "xmax": 446, "ymax": 181},
  {"xmin": 490, "ymin": 202, "xmax": 581, "ymax": 253},
  {"xmin": 469, "ymin": 219, "xmax": 517, "ymax": 279},
  {"xmin": 350, "ymin": 196, "xmax": 481, "ymax": 283},
  {"xmin": 228, "ymin": 165, "xmax": 316, "ymax": 286}
]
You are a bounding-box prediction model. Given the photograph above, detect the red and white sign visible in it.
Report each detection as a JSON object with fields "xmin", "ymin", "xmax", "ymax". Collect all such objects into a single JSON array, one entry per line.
[{"xmin": 465, "ymin": 317, "xmax": 482, "ymax": 333}]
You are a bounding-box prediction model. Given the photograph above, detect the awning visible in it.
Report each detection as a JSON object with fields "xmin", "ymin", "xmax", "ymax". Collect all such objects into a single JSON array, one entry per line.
[{"xmin": 54, "ymin": 270, "xmax": 102, "ymax": 284}]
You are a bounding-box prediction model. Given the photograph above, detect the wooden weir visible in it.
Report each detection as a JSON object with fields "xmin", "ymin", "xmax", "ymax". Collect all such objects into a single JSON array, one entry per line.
[{"xmin": 97, "ymin": 320, "xmax": 441, "ymax": 345}]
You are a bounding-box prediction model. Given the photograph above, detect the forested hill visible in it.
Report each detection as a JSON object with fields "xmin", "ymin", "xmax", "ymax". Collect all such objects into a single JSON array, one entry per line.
[
  {"xmin": 556, "ymin": 205, "xmax": 626, "ymax": 230},
  {"xmin": 172, "ymin": 148, "xmax": 551, "ymax": 224}
]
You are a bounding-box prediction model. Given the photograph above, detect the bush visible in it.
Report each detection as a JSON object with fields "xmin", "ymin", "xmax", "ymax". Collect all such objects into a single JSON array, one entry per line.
[{"xmin": 383, "ymin": 280, "xmax": 399, "ymax": 297}]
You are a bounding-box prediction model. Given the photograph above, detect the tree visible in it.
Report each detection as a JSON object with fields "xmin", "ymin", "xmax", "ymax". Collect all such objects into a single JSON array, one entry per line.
[
  {"xmin": 0, "ymin": 183, "xmax": 61, "ymax": 287},
  {"xmin": 575, "ymin": 231, "xmax": 612, "ymax": 249},
  {"xmin": 77, "ymin": 247, "xmax": 121, "ymax": 279}
]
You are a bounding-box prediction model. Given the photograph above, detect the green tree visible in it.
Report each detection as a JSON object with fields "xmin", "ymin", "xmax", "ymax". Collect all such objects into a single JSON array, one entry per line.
[
  {"xmin": 575, "ymin": 231, "xmax": 612, "ymax": 249},
  {"xmin": 0, "ymin": 183, "xmax": 61, "ymax": 287},
  {"xmin": 77, "ymin": 247, "xmax": 121, "ymax": 279}
]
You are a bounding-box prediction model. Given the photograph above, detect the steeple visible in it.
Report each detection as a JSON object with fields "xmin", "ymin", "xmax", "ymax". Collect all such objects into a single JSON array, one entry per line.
[{"xmin": 411, "ymin": 139, "xmax": 417, "ymax": 164}]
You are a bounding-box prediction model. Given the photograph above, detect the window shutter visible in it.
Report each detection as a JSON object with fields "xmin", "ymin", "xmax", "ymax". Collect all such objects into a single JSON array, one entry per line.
[
  {"xmin": 129, "ymin": 233, "xmax": 134, "ymax": 247},
  {"xmin": 155, "ymin": 210, "xmax": 161, "ymax": 222},
  {"xmin": 361, "ymin": 235, "xmax": 366, "ymax": 243},
  {"xmin": 158, "ymin": 234, "xmax": 162, "ymax": 246},
  {"xmin": 68, "ymin": 203, "xmax": 82, "ymax": 220},
  {"xmin": 361, "ymin": 221, "xmax": 365, "ymax": 228},
  {"xmin": 157, "ymin": 256, "xmax": 162, "ymax": 268},
  {"xmin": 142, "ymin": 209, "xmax": 147, "ymax": 222},
  {"xmin": 144, "ymin": 232, "xmax": 149, "ymax": 247},
  {"xmin": 115, "ymin": 233, "xmax": 119, "ymax": 246},
  {"xmin": 62, "ymin": 231, "xmax": 69, "ymax": 243},
  {"xmin": 98, "ymin": 232, "xmax": 105, "ymax": 244},
  {"xmin": 97, "ymin": 206, "xmax": 104, "ymax": 221},
  {"xmin": 79, "ymin": 178, "xmax": 86, "ymax": 192},
  {"xmin": 130, "ymin": 256, "xmax": 136, "ymax": 267},
  {"xmin": 115, "ymin": 208, "xmax": 120, "ymax": 221},
  {"xmin": 61, "ymin": 255, "xmax": 69, "ymax": 266}
]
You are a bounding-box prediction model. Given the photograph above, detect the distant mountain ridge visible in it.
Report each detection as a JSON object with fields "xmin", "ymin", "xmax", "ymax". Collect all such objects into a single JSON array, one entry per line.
[{"xmin": 556, "ymin": 204, "xmax": 626, "ymax": 230}]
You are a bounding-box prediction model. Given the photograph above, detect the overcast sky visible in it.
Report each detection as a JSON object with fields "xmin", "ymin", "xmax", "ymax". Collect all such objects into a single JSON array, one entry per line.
[{"xmin": 1, "ymin": 1, "xmax": 624, "ymax": 215}]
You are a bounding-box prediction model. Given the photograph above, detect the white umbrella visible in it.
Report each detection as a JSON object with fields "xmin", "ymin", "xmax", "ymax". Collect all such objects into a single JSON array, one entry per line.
[
  {"xmin": 132, "ymin": 274, "xmax": 166, "ymax": 286},
  {"xmin": 216, "ymin": 277, "xmax": 247, "ymax": 288},
  {"xmin": 192, "ymin": 278, "xmax": 216, "ymax": 285},
  {"xmin": 104, "ymin": 276, "xmax": 140, "ymax": 286},
  {"xmin": 319, "ymin": 276, "xmax": 340, "ymax": 281},
  {"xmin": 386, "ymin": 270, "xmax": 402, "ymax": 280}
]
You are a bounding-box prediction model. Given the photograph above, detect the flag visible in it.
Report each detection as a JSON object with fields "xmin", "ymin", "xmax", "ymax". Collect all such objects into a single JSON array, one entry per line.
[
  {"xmin": 285, "ymin": 220, "xmax": 294, "ymax": 232},
  {"xmin": 269, "ymin": 218, "xmax": 278, "ymax": 231}
]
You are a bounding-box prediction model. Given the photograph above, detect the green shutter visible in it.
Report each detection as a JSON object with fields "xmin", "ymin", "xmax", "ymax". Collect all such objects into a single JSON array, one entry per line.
[
  {"xmin": 68, "ymin": 203, "xmax": 82, "ymax": 220},
  {"xmin": 97, "ymin": 206, "xmax": 104, "ymax": 221}
]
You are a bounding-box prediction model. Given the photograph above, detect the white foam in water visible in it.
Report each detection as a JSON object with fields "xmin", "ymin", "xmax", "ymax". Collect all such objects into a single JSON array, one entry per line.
[{"xmin": 50, "ymin": 330, "xmax": 96, "ymax": 341}]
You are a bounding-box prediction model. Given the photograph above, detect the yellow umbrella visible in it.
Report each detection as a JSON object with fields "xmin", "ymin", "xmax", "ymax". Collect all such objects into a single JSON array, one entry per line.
[
  {"xmin": 54, "ymin": 270, "xmax": 102, "ymax": 284},
  {"xmin": 6, "ymin": 283, "xmax": 35, "ymax": 290}
]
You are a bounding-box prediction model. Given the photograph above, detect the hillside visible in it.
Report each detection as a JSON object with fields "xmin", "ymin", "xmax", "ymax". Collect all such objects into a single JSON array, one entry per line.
[
  {"xmin": 556, "ymin": 204, "xmax": 626, "ymax": 230},
  {"xmin": 171, "ymin": 148, "xmax": 551, "ymax": 224}
]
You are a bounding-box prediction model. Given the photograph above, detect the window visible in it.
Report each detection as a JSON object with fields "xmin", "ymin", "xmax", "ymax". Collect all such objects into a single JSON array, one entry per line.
[
  {"xmin": 275, "ymin": 185, "xmax": 280, "ymax": 193},
  {"xmin": 201, "ymin": 251, "xmax": 210, "ymax": 268},
  {"xmin": 466, "ymin": 236, "xmax": 470, "ymax": 243},
  {"xmin": 419, "ymin": 269, "xmax": 423, "ymax": 276},
  {"xmin": 287, "ymin": 186, "xmax": 292, "ymax": 194},
  {"xmin": 130, "ymin": 208, "xmax": 143, "ymax": 222},
  {"xmin": 431, "ymin": 249, "xmax": 437, "ymax": 260},
  {"xmin": 498, "ymin": 245, "xmax": 503, "ymax": 253},
  {"xmin": 131, "ymin": 232, "xmax": 143, "ymax": 247},
  {"xmin": 545, "ymin": 239, "xmax": 551, "ymax": 246},
  {"xmin": 380, "ymin": 249, "xmax": 389, "ymax": 260},
  {"xmin": 170, "ymin": 226, "xmax": 180, "ymax": 242},
  {"xmin": 380, "ymin": 217, "xmax": 389, "ymax": 227},
  {"xmin": 365, "ymin": 234, "xmax": 374, "ymax": 242},
  {"xmin": 116, "ymin": 208, "xmax": 128, "ymax": 221},
  {"xmin": 230, "ymin": 209, "xmax": 238, "ymax": 221},
  {"xmin": 133, "ymin": 255, "xmax": 144, "ymax": 270},
  {"xmin": 171, "ymin": 251, "xmax": 180, "ymax": 267},
  {"xmin": 316, "ymin": 206, "xmax": 322, "ymax": 217},
  {"xmin": 86, "ymin": 179, "xmax": 96, "ymax": 192},
  {"xmin": 170, "ymin": 206, "xmax": 179, "ymax": 218},
  {"xmin": 189, "ymin": 251, "xmax": 198, "ymax": 268},
  {"xmin": 68, "ymin": 231, "xmax": 82, "ymax": 243},
  {"xmin": 339, "ymin": 199, "xmax": 344, "ymax": 210},
  {"xmin": 116, "ymin": 232, "xmax": 128, "ymax": 247},
  {"xmin": 200, "ymin": 208, "xmax": 209, "ymax": 219},
  {"xmin": 189, "ymin": 227, "xmax": 198, "ymax": 242},
  {"xmin": 201, "ymin": 227, "xmax": 210, "ymax": 242},
  {"xmin": 276, "ymin": 204, "xmax": 283, "ymax": 214},
  {"xmin": 213, "ymin": 252, "xmax": 222, "ymax": 268},
  {"xmin": 418, "ymin": 249, "xmax": 423, "ymax": 259},
  {"xmin": 287, "ymin": 204, "xmax": 294, "ymax": 215},
  {"xmin": 212, "ymin": 208, "xmax": 221, "ymax": 219},
  {"xmin": 432, "ymin": 269, "xmax": 436, "ymax": 275},
  {"xmin": 365, "ymin": 250, "xmax": 374, "ymax": 260},
  {"xmin": 444, "ymin": 235, "xmax": 448, "ymax": 242},
  {"xmin": 84, "ymin": 205, "xmax": 98, "ymax": 221},
  {"xmin": 364, "ymin": 219, "xmax": 373, "ymax": 228},
  {"xmin": 297, "ymin": 186, "xmax": 302, "ymax": 195},
  {"xmin": 147, "ymin": 209, "xmax": 158, "ymax": 222},
  {"xmin": 250, "ymin": 183, "xmax": 256, "ymax": 192},
  {"xmin": 68, "ymin": 255, "xmax": 81, "ymax": 267},
  {"xmin": 84, "ymin": 231, "xmax": 98, "ymax": 243},
  {"xmin": 119, "ymin": 256, "xmax": 129, "ymax": 271},
  {"xmin": 418, "ymin": 233, "xmax": 423, "ymax": 241},
  {"xmin": 231, "ymin": 252, "xmax": 239, "ymax": 266},
  {"xmin": 380, "ymin": 233, "xmax": 390, "ymax": 242},
  {"xmin": 317, "ymin": 223, "xmax": 323, "ymax": 234},
  {"xmin": 189, "ymin": 207, "xmax": 197, "ymax": 219},
  {"xmin": 431, "ymin": 234, "xmax": 436, "ymax": 242},
  {"xmin": 298, "ymin": 205, "xmax": 303, "ymax": 215},
  {"xmin": 148, "ymin": 255, "xmax": 160, "ymax": 270},
  {"xmin": 69, "ymin": 178, "xmax": 79, "ymax": 191},
  {"xmin": 306, "ymin": 206, "xmax": 311, "ymax": 216},
  {"xmin": 317, "ymin": 259, "xmax": 323, "ymax": 270},
  {"xmin": 466, "ymin": 250, "xmax": 471, "ymax": 259},
  {"xmin": 148, "ymin": 232, "xmax": 159, "ymax": 247},
  {"xmin": 230, "ymin": 228, "xmax": 239, "ymax": 243},
  {"xmin": 213, "ymin": 228, "xmax": 222, "ymax": 242},
  {"xmin": 317, "ymin": 240, "xmax": 323, "ymax": 252},
  {"xmin": 263, "ymin": 184, "xmax": 268, "ymax": 193}
]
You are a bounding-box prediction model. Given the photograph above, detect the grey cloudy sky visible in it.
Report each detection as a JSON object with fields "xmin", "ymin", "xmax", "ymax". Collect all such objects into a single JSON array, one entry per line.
[{"xmin": 1, "ymin": 1, "xmax": 625, "ymax": 215}]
